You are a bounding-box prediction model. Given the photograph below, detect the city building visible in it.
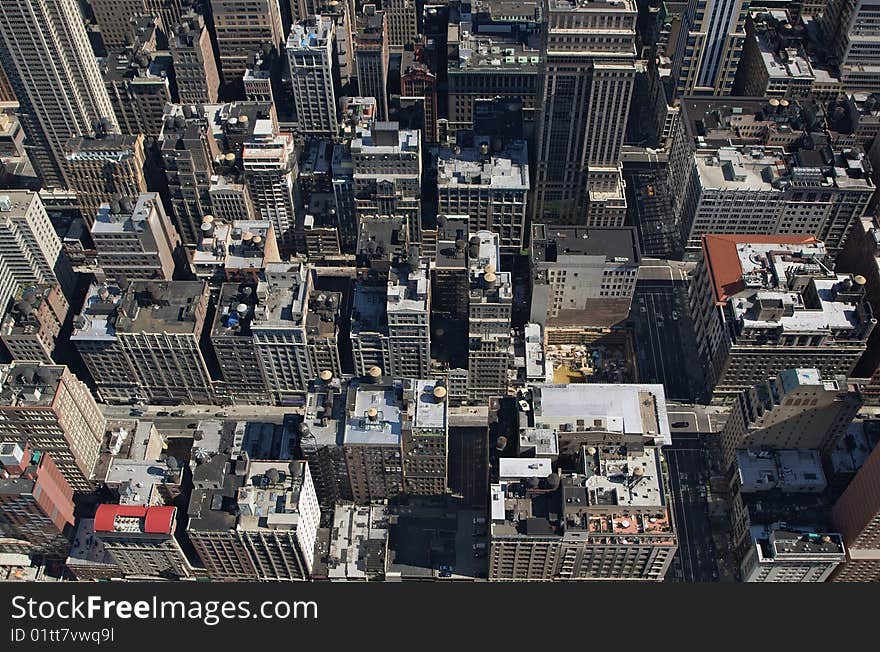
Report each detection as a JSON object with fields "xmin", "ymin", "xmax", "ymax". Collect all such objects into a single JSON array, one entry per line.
[
  {"xmin": 688, "ymin": 235, "xmax": 876, "ymax": 401},
  {"xmin": 351, "ymin": 120, "xmax": 422, "ymax": 244},
  {"xmin": 400, "ymin": 50, "xmax": 438, "ymax": 144},
  {"xmin": 323, "ymin": 503, "xmax": 389, "ymax": 580},
  {"xmin": 831, "ymin": 441, "xmax": 880, "ymax": 581},
  {"xmin": 385, "ymin": 0, "xmax": 418, "ymax": 50},
  {"xmin": 734, "ymin": 10, "xmax": 817, "ymax": 99},
  {"xmin": 342, "ymin": 378, "xmax": 405, "ymax": 502},
  {"xmin": 169, "ymin": 11, "xmax": 221, "ymax": 104},
  {"xmin": 740, "ymin": 525, "xmax": 846, "ymax": 582},
  {"xmin": 250, "ymin": 262, "xmax": 343, "ymax": 405},
  {"xmin": 823, "ymin": 0, "xmax": 880, "ymax": 91},
  {"xmin": 1, "ymin": 284, "xmax": 68, "ymax": 364},
  {"xmin": 0, "ymin": 443, "xmax": 74, "ymax": 555},
  {"xmin": 532, "ymin": 0, "xmax": 638, "ymax": 226},
  {"xmin": 437, "ymin": 135, "xmax": 529, "ymax": 251},
  {"xmin": 0, "ymin": 0, "xmax": 119, "ymax": 187},
  {"xmin": 489, "ymin": 444, "xmax": 676, "ymax": 580},
  {"xmin": 91, "ymin": 193, "xmax": 180, "ymax": 283},
  {"xmin": 71, "ymin": 280, "xmax": 215, "ymax": 404},
  {"xmin": 210, "ymin": 282, "xmax": 270, "ymax": 405},
  {"xmin": 287, "ymin": 16, "xmax": 339, "ymax": 138},
  {"xmin": 0, "ymin": 364, "xmax": 105, "ymax": 491},
  {"xmin": 101, "ymin": 16, "xmax": 172, "ymax": 140},
  {"xmin": 446, "ymin": 3, "xmax": 542, "ymax": 134},
  {"xmin": 466, "ymin": 231, "xmax": 512, "ymax": 404},
  {"xmin": 735, "ymin": 448, "xmax": 827, "ymax": 494},
  {"xmin": 298, "ymin": 379, "xmax": 351, "ymax": 513},
  {"xmin": 93, "ymin": 504, "xmax": 192, "ymax": 579},
  {"xmin": 351, "ymin": 260, "xmax": 431, "ymax": 379},
  {"xmin": 721, "ymin": 369, "xmax": 862, "ymax": 468},
  {"xmin": 401, "ymin": 379, "xmax": 449, "ymax": 496},
  {"xmin": 191, "ymin": 218, "xmax": 280, "ymax": 284},
  {"xmin": 63, "ymin": 133, "xmax": 148, "ymax": 226},
  {"xmin": 241, "ymin": 117, "xmax": 296, "ymax": 247},
  {"xmin": 530, "ymin": 224, "xmax": 640, "ymax": 329},
  {"xmin": 680, "ymin": 145, "xmax": 875, "ymax": 252},
  {"xmin": 837, "ymin": 216, "xmax": 880, "ymax": 399},
  {"xmin": 211, "ymin": 0, "xmax": 285, "ymax": 83},
  {"xmin": 0, "ymin": 191, "xmax": 72, "ymax": 311},
  {"xmin": 187, "ymin": 456, "xmax": 320, "ymax": 581},
  {"xmin": 158, "ymin": 104, "xmax": 221, "ymax": 247},
  {"xmin": 671, "ymin": 0, "xmax": 749, "ymax": 97},
  {"xmin": 89, "ymin": 0, "xmax": 186, "ymax": 49},
  {"xmin": 354, "ymin": 6, "xmax": 390, "ymax": 121}
]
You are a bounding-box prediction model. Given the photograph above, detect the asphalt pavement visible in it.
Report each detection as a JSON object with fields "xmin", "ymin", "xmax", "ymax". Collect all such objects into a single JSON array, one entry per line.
[
  {"xmin": 665, "ymin": 442, "xmax": 720, "ymax": 583},
  {"xmin": 631, "ymin": 276, "xmax": 707, "ymax": 402}
]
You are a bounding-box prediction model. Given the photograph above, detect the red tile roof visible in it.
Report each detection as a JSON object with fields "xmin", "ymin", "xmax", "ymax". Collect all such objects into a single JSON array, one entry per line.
[
  {"xmin": 701, "ymin": 234, "xmax": 819, "ymax": 304},
  {"xmin": 93, "ymin": 504, "xmax": 176, "ymax": 534}
]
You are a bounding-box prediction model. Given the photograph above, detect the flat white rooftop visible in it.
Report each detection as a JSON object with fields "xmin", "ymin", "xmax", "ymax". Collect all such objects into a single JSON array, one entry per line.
[{"xmin": 499, "ymin": 457, "xmax": 552, "ymax": 479}]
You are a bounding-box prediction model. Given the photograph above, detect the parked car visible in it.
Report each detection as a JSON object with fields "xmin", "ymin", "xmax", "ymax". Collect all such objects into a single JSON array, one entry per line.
[
  {"xmin": 671, "ymin": 421, "xmax": 689, "ymax": 428},
  {"xmin": 187, "ymin": 423, "xmax": 198, "ymax": 429},
  {"xmin": 171, "ymin": 410, "xmax": 185, "ymax": 417}
]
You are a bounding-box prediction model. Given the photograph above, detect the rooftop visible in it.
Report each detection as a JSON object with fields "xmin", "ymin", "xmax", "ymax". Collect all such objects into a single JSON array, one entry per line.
[
  {"xmin": 387, "ymin": 263, "xmax": 430, "ymax": 315},
  {"xmin": 71, "ymin": 281, "xmax": 207, "ymax": 341},
  {"xmin": 343, "ymin": 382, "xmax": 403, "ymax": 446},
  {"xmin": 437, "ymin": 139, "xmax": 528, "ymax": 190},
  {"xmin": 236, "ymin": 460, "xmax": 309, "ymax": 532},
  {"xmin": 736, "ymin": 449, "xmax": 827, "ymax": 493},
  {"xmin": 702, "ymin": 236, "xmax": 873, "ymax": 333},
  {"xmin": 410, "ymin": 380, "xmax": 447, "ymax": 431},
  {"xmin": 526, "ymin": 383, "xmax": 672, "ymax": 446},
  {"xmin": 751, "ymin": 525, "xmax": 846, "ymax": 561},
  {"xmin": 93, "ymin": 504, "xmax": 176, "ymax": 535},
  {"xmin": 287, "ymin": 16, "xmax": 334, "ymax": 50},
  {"xmin": 0, "ymin": 364, "xmax": 65, "ymax": 408},
  {"xmin": 490, "ymin": 444, "xmax": 673, "ymax": 542},
  {"xmin": 532, "ymin": 224, "xmax": 640, "ymax": 265},
  {"xmin": 326, "ymin": 503, "xmax": 389, "ymax": 580},
  {"xmin": 91, "ymin": 193, "xmax": 161, "ymax": 236}
]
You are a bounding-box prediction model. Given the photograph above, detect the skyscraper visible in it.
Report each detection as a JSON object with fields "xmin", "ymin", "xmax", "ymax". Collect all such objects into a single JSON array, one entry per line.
[
  {"xmin": 168, "ymin": 12, "xmax": 221, "ymax": 105},
  {"xmin": 823, "ymin": 0, "xmax": 880, "ymax": 91},
  {"xmin": 212, "ymin": 0, "xmax": 285, "ymax": 84},
  {"xmin": 466, "ymin": 231, "xmax": 512, "ymax": 404},
  {"xmin": 384, "ymin": 0, "xmax": 418, "ymax": 50},
  {"xmin": 354, "ymin": 6, "xmax": 390, "ymax": 121},
  {"xmin": 90, "ymin": 0, "xmax": 186, "ymax": 50},
  {"xmin": 831, "ymin": 442, "xmax": 880, "ymax": 581},
  {"xmin": 0, "ymin": 0, "xmax": 120, "ymax": 187},
  {"xmin": 671, "ymin": 0, "xmax": 749, "ymax": 97},
  {"xmin": 532, "ymin": 0, "xmax": 638, "ymax": 226},
  {"xmin": 688, "ymin": 235, "xmax": 876, "ymax": 402},
  {"xmin": 287, "ymin": 16, "xmax": 339, "ymax": 138},
  {"xmin": 0, "ymin": 364, "xmax": 105, "ymax": 491},
  {"xmin": 91, "ymin": 193, "xmax": 180, "ymax": 284}
]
